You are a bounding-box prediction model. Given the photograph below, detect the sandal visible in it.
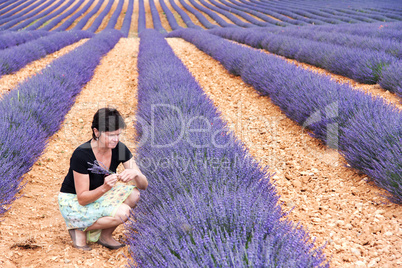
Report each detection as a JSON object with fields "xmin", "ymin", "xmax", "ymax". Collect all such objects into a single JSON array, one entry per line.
[
  {"xmin": 68, "ymin": 229, "xmax": 92, "ymax": 251},
  {"xmin": 97, "ymin": 238, "xmax": 125, "ymax": 250}
]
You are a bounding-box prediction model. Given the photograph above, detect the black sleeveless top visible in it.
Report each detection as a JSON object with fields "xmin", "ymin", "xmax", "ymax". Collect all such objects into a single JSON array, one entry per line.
[{"xmin": 60, "ymin": 140, "xmax": 132, "ymax": 194}]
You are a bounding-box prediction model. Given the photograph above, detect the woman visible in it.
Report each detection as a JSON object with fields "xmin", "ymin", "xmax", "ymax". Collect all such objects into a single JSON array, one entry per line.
[{"xmin": 58, "ymin": 108, "xmax": 148, "ymax": 251}]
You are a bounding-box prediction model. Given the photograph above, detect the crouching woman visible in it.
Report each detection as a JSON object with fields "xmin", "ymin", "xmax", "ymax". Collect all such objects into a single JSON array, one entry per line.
[{"xmin": 58, "ymin": 108, "xmax": 148, "ymax": 251}]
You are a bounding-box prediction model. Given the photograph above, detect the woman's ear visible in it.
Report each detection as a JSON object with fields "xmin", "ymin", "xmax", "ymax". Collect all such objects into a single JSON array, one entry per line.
[{"xmin": 93, "ymin": 128, "xmax": 100, "ymax": 140}]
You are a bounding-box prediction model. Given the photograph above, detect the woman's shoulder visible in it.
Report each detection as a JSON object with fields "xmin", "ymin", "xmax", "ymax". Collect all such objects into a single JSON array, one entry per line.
[
  {"xmin": 114, "ymin": 141, "xmax": 129, "ymax": 151},
  {"xmin": 116, "ymin": 141, "xmax": 127, "ymax": 148},
  {"xmin": 112, "ymin": 141, "xmax": 132, "ymax": 162},
  {"xmin": 72, "ymin": 140, "xmax": 93, "ymax": 157}
]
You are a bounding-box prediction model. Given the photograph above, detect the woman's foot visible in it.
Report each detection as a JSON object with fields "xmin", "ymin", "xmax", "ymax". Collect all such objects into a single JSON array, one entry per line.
[
  {"xmin": 68, "ymin": 229, "xmax": 92, "ymax": 251},
  {"xmin": 97, "ymin": 235, "xmax": 125, "ymax": 250}
]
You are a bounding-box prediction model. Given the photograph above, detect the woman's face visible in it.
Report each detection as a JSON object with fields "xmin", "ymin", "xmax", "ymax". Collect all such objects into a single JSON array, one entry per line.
[{"xmin": 96, "ymin": 129, "xmax": 122, "ymax": 149}]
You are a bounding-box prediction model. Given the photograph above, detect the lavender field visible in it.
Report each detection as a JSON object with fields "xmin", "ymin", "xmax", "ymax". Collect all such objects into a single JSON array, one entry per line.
[{"xmin": 0, "ymin": 0, "xmax": 401, "ymax": 267}]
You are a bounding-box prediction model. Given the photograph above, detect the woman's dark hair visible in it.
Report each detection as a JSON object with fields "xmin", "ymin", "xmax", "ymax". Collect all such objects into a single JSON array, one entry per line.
[{"xmin": 91, "ymin": 108, "xmax": 126, "ymax": 140}]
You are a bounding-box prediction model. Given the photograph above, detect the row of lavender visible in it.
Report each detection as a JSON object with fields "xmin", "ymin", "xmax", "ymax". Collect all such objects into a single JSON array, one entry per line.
[
  {"xmin": 1, "ymin": 0, "xmax": 70, "ymax": 31},
  {"xmin": 243, "ymin": 0, "xmax": 402, "ymax": 24},
  {"xmin": 125, "ymin": 29, "xmax": 328, "ymax": 267},
  {"xmin": 0, "ymin": 0, "xmax": 125, "ymax": 33},
  {"xmin": 168, "ymin": 0, "xmax": 401, "ymax": 29},
  {"xmin": 0, "ymin": 0, "xmax": 401, "ymax": 33},
  {"xmin": 170, "ymin": 0, "xmax": 401, "ymax": 28},
  {"xmin": 0, "ymin": 30, "xmax": 123, "ymax": 217},
  {"xmin": 0, "ymin": 0, "xmax": 135, "ymax": 79},
  {"xmin": 260, "ymin": 24, "xmax": 402, "ymax": 58},
  {"xmin": 167, "ymin": 29, "xmax": 402, "ymax": 204},
  {"xmin": 0, "ymin": 31, "xmax": 93, "ymax": 78},
  {"xmin": 208, "ymin": 27, "xmax": 402, "ymax": 96},
  {"xmin": 0, "ymin": 0, "xmax": 121, "ymax": 33}
]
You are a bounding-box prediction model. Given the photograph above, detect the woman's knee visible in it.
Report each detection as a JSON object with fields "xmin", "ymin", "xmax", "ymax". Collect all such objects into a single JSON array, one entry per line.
[
  {"xmin": 114, "ymin": 203, "xmax": 131, "ymax": 222},
  {"xmin": 124, "ymin": 188, "xmax": 140, "ymax": 208}
]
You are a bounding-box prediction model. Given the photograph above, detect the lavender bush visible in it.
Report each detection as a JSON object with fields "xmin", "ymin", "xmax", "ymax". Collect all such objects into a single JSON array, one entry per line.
[
  {"xmin": 379, "ymin": 61, "xmax": 402, "ymax": 96},
  {"xmin": 217, "ymin": 0, "xmax": 289, "ymax": 26},
  {"xmin": 0, "ymin": 31, "xmax": 93, "ymax": 78},
  {"xmin": 71, "ymin": 0, "xmax": 105, "ymax": 31},
  {"xmin": 260, "ymin": 26, "xmax": 402, "ymax": 59},
  {"xmin": 125, "ymin": 29, "xmax": 328, "ymax": 267},
  {"xmin": 233, "ymin": 0, "xmax": 305, "ymax": 25},
  {"xmin": 149, "ymin": 0, "xmax": 167, "ymax": 33},
  {"xmin": 120, "ymin": 0, "xmax": 134, "ymax": 37},
  {"xmin": 103, "ymin": 0, "xmax": 125, "ymax": 31},
  {"xmin": 305, "ymin": 22, "xmax": 402, "ymax": 41},
  {"xmin": 189, "ymin": 0, "xmax": 254, "ymax": 28},
  {"xmin": 0, "ymin": 0, "xmax": 37, "ymax": 20},
  {"xmin": 40, "ymin": 0, "xmax": 86, "ymax": 31},
  {"xmin": 168, "ymin": 0, "xmax": 203, "ymax": 29},
  {"xmin": 167, "ymin": 28, "xmax": 402, "ymax": 203},
  {"xmin": 246, "ymin": 0, "xmax": 326, "ymax": 25},
  {"xmin": 51, "ymin": 0, "xmax": 96, "ymax": 32},
  {"xmin": 206, "ymin": 0, "xmax": 271, "ymax": 27},
  {"xmin": 176, "ymin": 0, "xmax": 220, "ymax": 29},
  {"xmin": 138, "ymin": 0, "xmax": 146, "ymax": 33},
  {"xmin": 24, "ymin": 0, "xmax": 76, "ymax": 31},
  {"xmin": 86, "ymin": 0, "xmax": 115, "ymax": 33},
  {"xmin": 180, "ymin": 0, "xmax": 228, "ymax": 28},
  {"xmin": 158, "ymin": 0, "xmax": 183, "ymax": 31},
  {"xmin": 253, "ymin": 0, "xmax": 400, "ymax": 23},
  {"xmin": 0, "ymin": 30, "xmax": 51, "ymax": 50},
  {"xmin": 0, "ymin": 0, "xmax": 55, "ymax": 30},
  {"xmin": 8, "ymin": 0, "xmax": 66, "ymax": 31},
  {"xmin": 0, "ymin": 0, "xmax": 13, "ymax": 7},
  {"xmin": 0, "ymin": 29, "xmax": 122, "ymax": 218},
  {"xmin": 0, "ymin": 0, "xmax": 26, "ymax": 16},
  {"xmin": 208, "ymin": 27, "xmax": 400, "ymax": 89}
]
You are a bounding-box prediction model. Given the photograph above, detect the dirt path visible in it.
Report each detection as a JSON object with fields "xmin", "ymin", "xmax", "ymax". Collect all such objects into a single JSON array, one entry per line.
[
  {"xmin": 167, "ymin": 37, "xmax": 402, "ymax": 268},
  {"xmin": 0, "ymin": 37, "xmax": 139, "ymax": 268}
]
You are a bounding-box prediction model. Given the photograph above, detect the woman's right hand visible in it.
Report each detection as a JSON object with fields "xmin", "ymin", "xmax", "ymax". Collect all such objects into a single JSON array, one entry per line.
[{"xmin": 103, "ymin": 174, "xmax": 119, "ymax": 191}]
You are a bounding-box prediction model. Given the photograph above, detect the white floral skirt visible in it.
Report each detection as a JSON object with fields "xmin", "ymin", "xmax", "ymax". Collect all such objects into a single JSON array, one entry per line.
[{"xmin": 58, "ymin": 184, "xmax": 135, "ymax": 233}]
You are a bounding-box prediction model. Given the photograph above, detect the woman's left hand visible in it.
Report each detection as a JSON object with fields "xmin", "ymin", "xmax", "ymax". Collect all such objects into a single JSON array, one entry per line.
[
  {"xmin": 121, "ymin": 158, "xmax": 148, "ymax": 190},
  {"xmin": 118, "ymin": 169, "xmax": 141, "ymax": 183}
]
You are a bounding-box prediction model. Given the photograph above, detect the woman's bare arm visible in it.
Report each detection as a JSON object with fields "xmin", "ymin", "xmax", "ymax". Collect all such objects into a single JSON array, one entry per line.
[
  {"xmin": 74, "ymin": 171, "xmax": 118, "ymax": 206},
  {"xmin": 120, "ymin": 158, "xmax": 148, "ymax": 190}
]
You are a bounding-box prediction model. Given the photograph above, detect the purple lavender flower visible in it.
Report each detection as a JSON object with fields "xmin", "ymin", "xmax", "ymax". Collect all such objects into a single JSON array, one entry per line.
[{"xmin": 87, "ymin": 160, "xmax": 114, "ymax": 176}]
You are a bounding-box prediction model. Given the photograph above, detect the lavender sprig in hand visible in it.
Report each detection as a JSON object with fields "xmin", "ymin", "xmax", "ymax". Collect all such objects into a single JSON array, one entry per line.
[{"xmin": 87, "ymin": 160, "xmax": 114, "ymax": 176}]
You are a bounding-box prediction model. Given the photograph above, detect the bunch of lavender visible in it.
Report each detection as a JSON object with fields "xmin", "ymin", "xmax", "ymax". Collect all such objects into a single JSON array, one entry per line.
[{"xmin": 87, "ymin": 160, "xmax": 114, "ymax": 176}]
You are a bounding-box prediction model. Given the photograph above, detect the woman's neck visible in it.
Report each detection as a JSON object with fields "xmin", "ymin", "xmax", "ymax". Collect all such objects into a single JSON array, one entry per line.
[{"xmin": 91, "ymin": 139, "xmax": 111, "ymax": 155}]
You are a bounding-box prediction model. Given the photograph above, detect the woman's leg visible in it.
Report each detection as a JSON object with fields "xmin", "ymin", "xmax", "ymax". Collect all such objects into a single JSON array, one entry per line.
[
  {"xmin": 86, "ymin": 203, "xmax": 131, "ymax": 245},
  {"xmin": 71, "ymin": 229, "xmax": 89, "ymax": 248},
  {"xmin": 87, "ymin": 203, "xmax": 131, "ymax": 231},
  {"xmin": 86, "ymin": 189, "xmax": 140, "ymax": 245},
  {"xmin": 123, "ymin": 188, "xmax": 140, "ymax": 208}
]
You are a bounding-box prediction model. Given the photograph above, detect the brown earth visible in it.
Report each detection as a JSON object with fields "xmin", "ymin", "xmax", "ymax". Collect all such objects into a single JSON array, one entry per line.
[{"xmin": 0, "ymin": 1, "xmax": 401, "ymax": 267}]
